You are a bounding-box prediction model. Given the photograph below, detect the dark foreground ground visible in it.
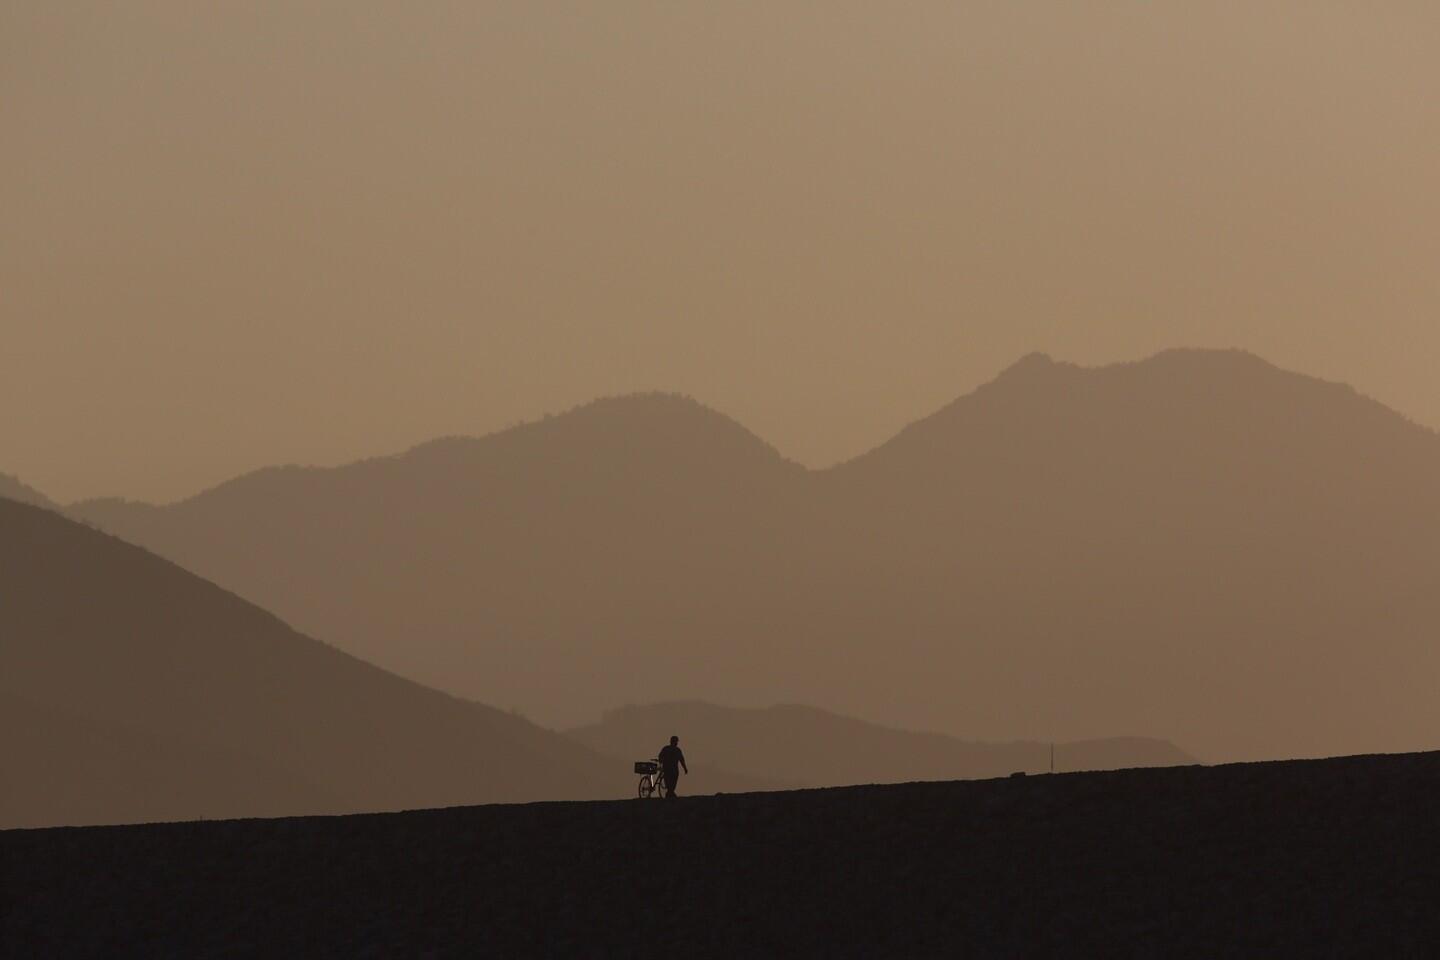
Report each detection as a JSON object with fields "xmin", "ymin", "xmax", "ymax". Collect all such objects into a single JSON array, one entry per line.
[{"xmin": 5, "ymin": 753, "xmax": 1440, "ymax": 958}]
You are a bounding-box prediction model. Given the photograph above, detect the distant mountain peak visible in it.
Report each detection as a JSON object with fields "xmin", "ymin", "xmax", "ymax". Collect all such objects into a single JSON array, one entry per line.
[
  {"xmin": 1149, "ymin": 345, "xmax": 1270, "ymax": 364},
  {"xmin": 1002, "ymin": 350, "xmax": 1058, "ymax": 371},
  {"xmin": 559, "ymin": 391, "xmax": 767, "ymax": 437},
  {"xmin": 837, "ymin": 346, "xmax": 1432, "ymax": 476},
  {"xmin": 992, "ymin": 347, "xmax": 1277, "ymax": 387},
  {"xmin": 1137, "ymin": 346, "xmax": 1289, "ymax": 377},
  {"xmin": 405, "ymin": 390, "xmax": 800, "ymax": 472},
  {"xmin": 994, "ymin": 348, "xmax": 1092, "ymax": 384}
]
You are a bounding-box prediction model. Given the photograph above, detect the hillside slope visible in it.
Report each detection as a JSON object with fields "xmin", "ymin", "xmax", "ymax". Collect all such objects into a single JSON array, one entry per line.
[
  {"xmin": 0, "ymin": 693, "xmax": 340, "ymax": 828},
  {"xmin": 568, "ymin": 702, "xmax": 1195, "ymax": 786},
  {"xmin": 0, "ymin": 498, "xmax": 649, "ymax": 827},
  {"xmin": 69, "ymin": 352, "xmax": 1440, "ymax": 761},
  {"xmin": 0, "ymin": 473, "xmax": 57, "ymax": 511},
  {"xmin": 7, "ymin": 752, "xmax": 1440, "ymax": 957}
]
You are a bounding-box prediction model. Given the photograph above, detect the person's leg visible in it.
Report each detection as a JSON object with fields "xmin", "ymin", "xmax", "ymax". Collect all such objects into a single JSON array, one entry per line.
[{"xmin": 664, "ymin": 771, "xmax": 678, "ymax": 799}]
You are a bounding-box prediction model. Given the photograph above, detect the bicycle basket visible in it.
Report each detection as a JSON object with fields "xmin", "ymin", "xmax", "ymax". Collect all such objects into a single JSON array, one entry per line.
[{"xmin": 634, "ymin": 761, "xmax": 658, "ymax": 775}]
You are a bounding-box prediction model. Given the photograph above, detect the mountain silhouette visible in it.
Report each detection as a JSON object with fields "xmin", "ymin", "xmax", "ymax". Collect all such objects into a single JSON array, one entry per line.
[
  {"xmin": 0, "ymin": 472, "xmax": 57, "ymax": 511},
  {"xmin": 2, "ymin": 497, "xmax": 665, "ymax": 827},
  {"xmin": 568, "ymin": 702, "xmax": 1195, "ymax": 787},
  {"xmin": 68, "ymin": 352, "xmax": 1440, "ymax": 763},
  {"xmin": 67, "ymin": 393, "xmax": 811, "ymax": 734}
]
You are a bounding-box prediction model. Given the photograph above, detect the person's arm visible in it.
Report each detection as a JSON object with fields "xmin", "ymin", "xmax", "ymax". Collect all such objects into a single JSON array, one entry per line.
[{"xmin": 680, "ymin": 749, "xmax": 688, "ymax": 774}]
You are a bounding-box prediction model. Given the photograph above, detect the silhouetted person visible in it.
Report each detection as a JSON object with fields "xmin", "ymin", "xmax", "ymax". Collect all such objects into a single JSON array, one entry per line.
[{"xmin": 658, "ymin": 735, "xmax": 687, "ymax": 799}]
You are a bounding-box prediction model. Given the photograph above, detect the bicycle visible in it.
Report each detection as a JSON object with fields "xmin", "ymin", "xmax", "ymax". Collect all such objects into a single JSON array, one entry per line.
[{"xmin": 635, "ymin": 759, "xmax": 664, "ymax": 799}]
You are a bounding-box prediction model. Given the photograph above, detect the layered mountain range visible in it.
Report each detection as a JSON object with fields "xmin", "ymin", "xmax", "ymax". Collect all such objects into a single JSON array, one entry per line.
[{"xmin": 53, "ymin": 349, "xmax": 1440, "ymax": 764}]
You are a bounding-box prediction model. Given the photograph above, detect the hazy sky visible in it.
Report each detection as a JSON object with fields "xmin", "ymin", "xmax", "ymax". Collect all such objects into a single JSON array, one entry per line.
[{"xmin": 4, "ymin": 1, "xmax": 1438, "ymax": 503}]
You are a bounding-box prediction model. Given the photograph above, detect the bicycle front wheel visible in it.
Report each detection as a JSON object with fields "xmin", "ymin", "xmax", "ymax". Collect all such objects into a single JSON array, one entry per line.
[{"xmin": 638, "ymin": 775, "xmax": 655, "ymax": 799}]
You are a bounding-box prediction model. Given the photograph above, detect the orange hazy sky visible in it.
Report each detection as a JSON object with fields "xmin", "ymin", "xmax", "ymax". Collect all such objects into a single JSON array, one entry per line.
[{"xmin": 4, "ymin": 2, "xmax": 1437, "ymax": 503}]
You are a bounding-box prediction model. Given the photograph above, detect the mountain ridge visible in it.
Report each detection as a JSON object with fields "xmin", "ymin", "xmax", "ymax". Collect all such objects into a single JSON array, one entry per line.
[
  {"xmin": 51, "ymin": 349, "xmax": 1439, "ymax": 516},
  {"xmin": 0, "ymin": 473, "xmax": 59, "ymax": 511},
  {"xmin": 40, "ymin": 350, "xmax": 1438, "ymax": 520},
  {"xmin": 63, "ymin": 391, "xmax": 804, "ymax": 514},
  {"xmin": 57, "ymin": 349, "xmax": 1440, "ymax": 762}
]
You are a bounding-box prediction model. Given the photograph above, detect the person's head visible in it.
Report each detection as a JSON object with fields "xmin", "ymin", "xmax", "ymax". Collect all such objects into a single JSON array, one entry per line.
[{"xmin": 670, "ymin": 736, "xmax": 679, "ymax": 746}]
